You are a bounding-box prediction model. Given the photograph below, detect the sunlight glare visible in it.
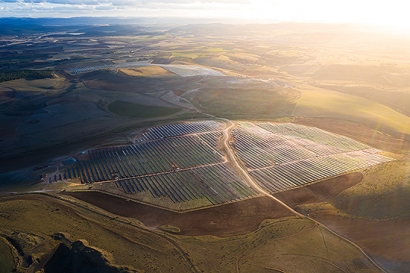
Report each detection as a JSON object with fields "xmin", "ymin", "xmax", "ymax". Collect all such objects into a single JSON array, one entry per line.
[{"xmin": 230, "ymin": 0, "xmax": 410, "ymax": 32}]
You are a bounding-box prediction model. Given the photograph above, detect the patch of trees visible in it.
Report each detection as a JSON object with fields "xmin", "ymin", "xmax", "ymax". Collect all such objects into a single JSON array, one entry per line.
[{"xmin": 0, "ymin": 70, "xmax": 53, "ymax": 83}]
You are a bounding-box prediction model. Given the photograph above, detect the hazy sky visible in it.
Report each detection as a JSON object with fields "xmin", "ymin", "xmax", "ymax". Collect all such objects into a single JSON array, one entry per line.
[{"xmin": 0, "ymin": 0, "xmax": 409, "ymax": 30}]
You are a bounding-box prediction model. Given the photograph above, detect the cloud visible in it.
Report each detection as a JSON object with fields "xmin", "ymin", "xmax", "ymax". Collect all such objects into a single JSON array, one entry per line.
[
  {"xmin": 0, "ymin": 0, "xmax": 249, "ymax": 5},
  {"xmin": 0, "ymin": 0, "xmax": 252, "ymax": 18},
  {"xmin": 1, "ymin": 0, "xmax": 410, "ymax": 34}
]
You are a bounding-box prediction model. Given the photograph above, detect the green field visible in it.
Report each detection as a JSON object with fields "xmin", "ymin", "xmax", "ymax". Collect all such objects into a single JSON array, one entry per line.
[
  {"xmin": 108, "ymin": 100, "xmax": 182, "ymax": 118},
  {"xmin": 0, "ymin": 70, "xmax": 54, "ymax": 83},
  {"xmin": 187, "ymin": 87, "xmax": 300, "ymax": 119}
]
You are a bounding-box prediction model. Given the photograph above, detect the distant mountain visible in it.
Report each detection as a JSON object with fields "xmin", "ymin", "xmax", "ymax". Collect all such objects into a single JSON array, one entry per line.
[
  {"xmin": 76, "ymin": 25, "xmax": 158, "ymax": 36},
  {"xmin": 0, "ymin": 17, "xmax": 256, "ymax": 27},
  {"xmin": 0, "ymin": 17, "xmax": 146, "ymax": 26},
  {"xmin": 0, "ymin": 23, "xmax": 66, "ymax": 36},
  {"xmin": 0, "ymin": 21, "xmax": 159, "ymax": 37},
  {"xmin": 167, "ymin": 22, "xmax": 356, "ymax": 36}
]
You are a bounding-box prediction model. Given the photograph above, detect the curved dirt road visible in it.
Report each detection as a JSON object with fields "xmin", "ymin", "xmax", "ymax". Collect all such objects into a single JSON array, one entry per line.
[{"xmin": 220, "ymin": 118, "xmax": 386, "ymax": 273}]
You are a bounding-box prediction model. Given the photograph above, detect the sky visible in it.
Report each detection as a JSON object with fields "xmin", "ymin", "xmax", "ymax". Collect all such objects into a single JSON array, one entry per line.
[{"xmin": 1, "ymin": 0, "xmax": 410, "ymax": 31}]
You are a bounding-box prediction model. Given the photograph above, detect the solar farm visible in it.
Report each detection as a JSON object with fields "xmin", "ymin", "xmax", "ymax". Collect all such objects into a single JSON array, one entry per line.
[
  {"xmin": 232, "ymin": 122, "xmax": 394, "ymax": 194},
  {"xmin": 53, "ymin": 120, "xmax": 394, "ymax": 210},
  {"xmin": 58, "ymin": 120, "xmax": 259, "ymax": 209}
]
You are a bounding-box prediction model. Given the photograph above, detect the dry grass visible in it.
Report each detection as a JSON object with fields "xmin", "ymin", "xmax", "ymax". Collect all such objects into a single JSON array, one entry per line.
[
  {"xmin": 177, "ymin": 217, "xmax": 381, "ymax": 273},
  {"xmin": 187, "ymin": 86, "xmax": 300, "ymax": 119},
  {"xmin": 0, "ymin": 237, "xmax": 14, "ymax": 273},
  {"xmin": 292, "ymin": 161, "xmax": 410, "ymax": 272},
  {"xmin": 332, "ymin": 161, "xmax": 410, "ymax": 219},
  {"xmin": 313, "ymin": 215, "xmax": 410, "ymax": 273},
  {"xmin": 293, "ymin": 85, "xmax": 410, "ymax": 135},
  {"xmin": 119, "ymin": 66, "xmax": 176, "ymax": 77},
  {"xmin": 0, "ymin": 194, "xmax": 194, "ymax": 272},
  {"xmin": 0, "ymin": 77, "xmax": 69, "ymax": 92},
  {"xmin": 0, "ymin": 193, "xmax": 383, "ymax": 272},
  {"xmin": 107, "ymin": 100, "xmax": 181, "ymax": 118}
]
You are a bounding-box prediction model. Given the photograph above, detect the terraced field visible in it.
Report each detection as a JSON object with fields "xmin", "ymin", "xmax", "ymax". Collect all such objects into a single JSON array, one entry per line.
[{"xmin": 232, "ymin": 122, "xmax": 393, "ymax": 194}]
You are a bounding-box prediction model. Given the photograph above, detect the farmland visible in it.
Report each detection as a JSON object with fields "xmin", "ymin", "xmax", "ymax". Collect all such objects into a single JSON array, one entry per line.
[
  {"xmin": 108, "ymin": 100, "xmax": 181, "ymax": 117},
  {"xmin": 70, "ymin": 61, "xmax": 225, "ymax": 77},
  {"xmin": 1, "ymin": 21, "xmax": 410, "ymax": 272}
]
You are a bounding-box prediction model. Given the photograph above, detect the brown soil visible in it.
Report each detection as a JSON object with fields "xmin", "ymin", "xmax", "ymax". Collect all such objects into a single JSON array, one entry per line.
[
  {"xmin": 313, "ymin": 214, "xmax": 410, "ymax": 273},
  {"xmin": 274, "ymin": 172, "xmax": 363, "ymax": 208},
  {"xmin": 62, "ymin": 192, "xmax": 293, "ymax": 237},
  {"xmin": 293, "ymin": 117, "xmax": 410, "ymax": 154}
]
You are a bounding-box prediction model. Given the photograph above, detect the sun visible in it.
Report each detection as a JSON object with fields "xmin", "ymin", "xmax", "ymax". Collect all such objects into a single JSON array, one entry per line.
[{"xmin": 221, "ymin": 0, "xmax": 410, "ymax": 33}]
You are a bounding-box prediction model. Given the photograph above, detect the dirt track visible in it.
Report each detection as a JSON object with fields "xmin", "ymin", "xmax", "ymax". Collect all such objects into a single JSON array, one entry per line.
[
  {"xmin": 63, "ymin": 172, "xmax": 362, "ymax": 238},
  {"xmin": 63, "ymin": 192, "xmax": 292, "ymax": 237},
  {"xmin": 219, "ymin": 119, "xmax": 386, "ymax": 272},
  {"xmin": 313, "ymin": 214, "xmax": 410, "ymax": 273}
]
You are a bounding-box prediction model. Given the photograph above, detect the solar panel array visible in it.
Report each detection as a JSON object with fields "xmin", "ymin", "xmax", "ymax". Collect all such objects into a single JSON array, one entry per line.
[
  {"xmin": 58, "ymin": 121, "xmax": 257, "ymax": 205},
  {"xmin": 233, "ymin": 122, "xmax": 393, "ymax": 194},
  {"xmin": 55, "ymin": 120, "xmax": 393, "ymax": 204}
]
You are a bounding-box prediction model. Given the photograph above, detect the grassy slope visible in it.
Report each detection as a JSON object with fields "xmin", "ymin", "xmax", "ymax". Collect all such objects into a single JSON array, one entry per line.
[
  {"xmin": 0, "ymin": 237, "xmax": 14, "ymax": 273},
  {"xmin": 332, "ymin": 161, "xmax": 410, "ymax": 219},
  {"xmin": 293, "ymin": 85, "xmax": 410, "ymax": 136},
  {"xmin": 0, "ymin": 194, "xmax": 383, "ymax": 273},
  {"xmin": 294, "ymin": 161, "xmax": 410, "ymax": 272},
  {"xmin": 0, "ymin": 194, "xmax": 193, "ymax": 272},
  {"xmin": 108, "ymin": 100, "xmax": 182, "ymax": 118},
  {"xmin": 296, "ymin": 161, "xmax": 410, "ymax": 220},
  {"xmin": 0, "ymin": 77, "xmax": 68, "ymax": 92},
  {"xmin": 178, "ymin": 217, "xmax": 380, "ymax": 273},
  {"xmin": 188, "ymin": 87, "xmax": 300, "ymax": 119},
  {"xmin": 317, "ymin": 84, "xmax": 410, "ymax": 117},
  {"xmin": 119, "ymin": 66, "xmax": 176, "ymax": 77}
]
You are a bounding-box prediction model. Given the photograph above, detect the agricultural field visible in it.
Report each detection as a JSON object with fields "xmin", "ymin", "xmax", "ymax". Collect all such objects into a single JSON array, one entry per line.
[
  {"xmin": 108, "ymin": 100, "xmax": 182, "ymax": 118},
  {"xmin": 70, "ymin": 60, "xmax": 225, "ymax": 77},
  {"xmin": 232, "ymin": 122, "xmax": 393, "ymax": 194},
  {"xmin": 119, "ymin": 66, "xmax": 176, "ymax": 77},
  {"xmin": 184, "ymin": 83, "xmax": 300, "ymax": 119},
  {"xmin": 1, "ymin": 21, "xmax": 410, "ymax": 272}
]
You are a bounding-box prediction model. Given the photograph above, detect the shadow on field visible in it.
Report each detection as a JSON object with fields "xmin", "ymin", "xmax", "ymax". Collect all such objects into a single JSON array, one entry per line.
[{"xmin": 63, "ymin": 192, "xmax": 293, "ymax": 237}]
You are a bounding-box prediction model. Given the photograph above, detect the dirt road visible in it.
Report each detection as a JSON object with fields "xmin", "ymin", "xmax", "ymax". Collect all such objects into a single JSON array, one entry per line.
[{"xmin": 220, "ymin": 118, "xmax": 386, "ymax": 273}]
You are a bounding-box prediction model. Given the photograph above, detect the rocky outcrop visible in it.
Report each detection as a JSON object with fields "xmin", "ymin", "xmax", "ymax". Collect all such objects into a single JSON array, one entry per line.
[{"xmin": 43, "ymin": 233, "xmax": 132, "ymax": 273}]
